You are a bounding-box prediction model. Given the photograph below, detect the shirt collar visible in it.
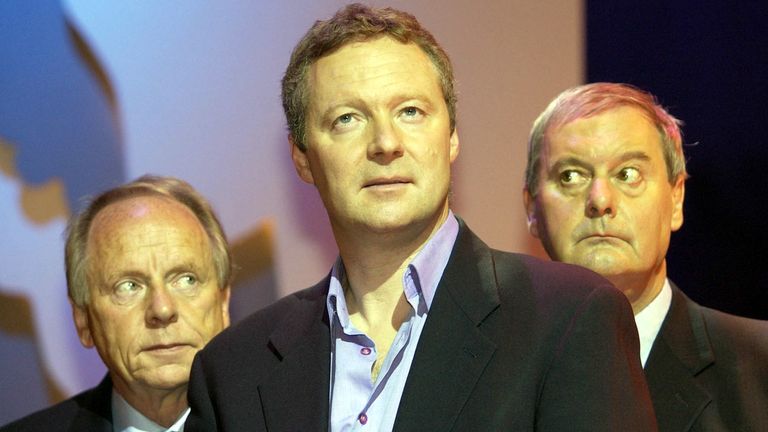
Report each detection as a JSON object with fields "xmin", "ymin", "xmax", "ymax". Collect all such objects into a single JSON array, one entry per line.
[
  {"xmin": 634, "ymin": 278, "xmax": 673, "ymax": 367},
  {"xmin": 111, "ymin": 390, "xmax": 189, "ymax": 432},
  {"xmin": 327, "ymin": 259, "xmax": 352, "ymax": 331},
  {"xmin": 326, "ymin": 211, "xmax": 459, "ymax": 325},
  {"xmin": 406, "ymin": 211, "xmax": 459, "ymax": 309}
]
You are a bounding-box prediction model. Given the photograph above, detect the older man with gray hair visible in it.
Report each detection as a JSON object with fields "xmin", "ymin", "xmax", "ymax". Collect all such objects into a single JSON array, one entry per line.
[
  {"xmin": 524, "ymin": 82, "xmax": 768, "ymax": 431},
  {"xmin": 2, "ymin": 175, "xmax": 231, "ymax": 431}
]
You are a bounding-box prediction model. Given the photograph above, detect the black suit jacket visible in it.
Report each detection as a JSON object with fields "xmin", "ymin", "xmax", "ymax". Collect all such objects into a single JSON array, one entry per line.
[
  {"xmin": 186, "ymin": 221, "xmax": 656, "ymax": 431},
  {"xmin": 0, "ymin": 376, "xmax": 112, "ymax": 432},
  {"xmin": 645, "ymin": 284, "xmax": 768, "ymax": 431}
]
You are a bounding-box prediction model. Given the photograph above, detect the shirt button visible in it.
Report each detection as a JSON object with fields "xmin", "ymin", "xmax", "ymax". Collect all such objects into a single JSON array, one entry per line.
[
  {"xmin": 360, "ymin": 347, "xmax": 372, "ymax": 355},
  {"xmin": 358, "ymin": 413, "xmax": 368, "ymax": 425}
]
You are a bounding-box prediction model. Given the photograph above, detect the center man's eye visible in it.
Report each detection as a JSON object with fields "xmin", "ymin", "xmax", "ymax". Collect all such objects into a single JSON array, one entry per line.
[{"xmin": 331, "ymin": 113, "xmax": 359, "ymax": 132}]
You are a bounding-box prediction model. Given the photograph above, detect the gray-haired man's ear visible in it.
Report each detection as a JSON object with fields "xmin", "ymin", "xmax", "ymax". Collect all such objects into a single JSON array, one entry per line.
[
  {"xmin": 523, "ymin": 188, "xmax": 540, "ymax": 239},
  {"xmin": 70, "ymin": 299, "xmax": 95, "ymax": 349},
  {"xmin": 670, "ymin": 175, "xmax": 686, "ymax": 233}
]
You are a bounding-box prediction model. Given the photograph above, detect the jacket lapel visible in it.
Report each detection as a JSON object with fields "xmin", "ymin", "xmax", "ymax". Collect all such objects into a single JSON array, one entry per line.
[
  {"xmin": 258, "ymin": 280, "xmax": 331, "ymax": 432},
  {"xmin": 393, "ymin": 221, "xmax": 499, "ymax": 431},
  {"xmin": 69, "ymin": 375, "xmax": 113, "ymax": 431},
  {"xmin": 645, "ymin": 284, "xmax": 714, "ymax": 431}
]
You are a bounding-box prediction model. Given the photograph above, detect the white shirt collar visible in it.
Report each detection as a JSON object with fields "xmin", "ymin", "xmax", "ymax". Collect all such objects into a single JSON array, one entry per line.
[
  {"xmin": 634, "ymin": 279, "xmax": 672, "ymax": 368},
  {"xmin": 111, "ymin": 390, "xmax": 189, "ymax": 432}
]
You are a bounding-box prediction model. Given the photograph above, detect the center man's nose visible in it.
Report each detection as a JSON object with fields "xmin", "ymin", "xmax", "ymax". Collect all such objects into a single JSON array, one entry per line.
[{"xmin": 368, "ymin": 119, "xmax": 404, "ymax": 163}]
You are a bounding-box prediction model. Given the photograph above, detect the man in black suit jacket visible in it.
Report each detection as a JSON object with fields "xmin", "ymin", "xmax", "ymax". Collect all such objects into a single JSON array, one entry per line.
[
  {"xmin": 2, "ymin": 176, "xmax": 232, "ymax": 431},
  {"xmin": 523, "ymin": 82, "xmax": 768, "ymax": 431},
  {"xmin": 185, "ymin": 5, "xmax": 656, "ymax": 431}
]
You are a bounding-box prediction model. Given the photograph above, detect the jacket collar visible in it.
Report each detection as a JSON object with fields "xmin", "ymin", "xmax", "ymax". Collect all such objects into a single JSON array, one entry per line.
[
  {"xmin": 645, "ymin": 283, "xmax": 714, "ymax": 431},
  {"xmin": 394, "ymin": 218, "xmax": 500, "ymax": 431},
  {"xmin": 257, "ymin": 219, "xmax": 502, "ymax": 432},
  {"xmin": 69, "ymin": 375, "xmax": 114, "ymax": 431},
  {"xmin": 259, "ymin": 278, "xmax": 332, "ymax": 431}
]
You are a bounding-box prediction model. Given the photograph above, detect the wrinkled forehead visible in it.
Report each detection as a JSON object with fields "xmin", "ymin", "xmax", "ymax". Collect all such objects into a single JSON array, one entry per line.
[
  {"xmin": 85, "ymin": 196, "xmax": 214, "ymax": 277},
  {"xmin": 549, "ymin": 101, "xmax": 660, "ymax": 138},
  {"xmin": 541, "ymin": 106, "xmax": 666, "ymax": 165}
]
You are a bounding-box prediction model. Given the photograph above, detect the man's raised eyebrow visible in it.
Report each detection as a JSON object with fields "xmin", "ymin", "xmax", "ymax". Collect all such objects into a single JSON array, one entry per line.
[
  {"xmin": 319, "ymin": 98, "xmax": 366, "ymax": 119},
  {"xmin": 618, "ymin": 151, "xmax": 652, "ymax": 163},
  {"xmin": 166, "ymin": 262, "xmax": 203, "ymax": 277},
  {"xmin": 551, "ymin": 157, "xmax": 592, "ymax": 173},
  {"xmin": 550, "ymin": 151, "xmax": 651, "ymax": 173},
  {"xmin": 392, "ymin": 92, "xmax": 436, "ymax": 106}
]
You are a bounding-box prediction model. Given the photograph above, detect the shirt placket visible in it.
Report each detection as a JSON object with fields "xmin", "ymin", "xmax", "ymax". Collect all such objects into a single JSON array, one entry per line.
[{"xmin": 352, "ymin": 312, "xmax": 415, "ymax": 429}]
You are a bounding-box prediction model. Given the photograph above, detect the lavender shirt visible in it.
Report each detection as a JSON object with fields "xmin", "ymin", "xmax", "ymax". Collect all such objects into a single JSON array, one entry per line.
[{"xmin": 326, "ymin": 213, "xmax": 459, "ymax": 432}]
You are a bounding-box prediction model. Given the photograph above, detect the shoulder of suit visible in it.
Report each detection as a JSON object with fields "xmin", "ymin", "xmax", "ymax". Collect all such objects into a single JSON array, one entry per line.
[
  {"xmin": 456, "ymin": 220, "xmax": 613, "ymax": 296},
  {"xmin": 0, "ymin": 384, "xmax": 105, "ymax": 431},
  {"xmin": 694, "ymin": 301, "xmax": 768, "ymax": 349},
  {"xmin": 490, "ymin": 250, "xmax": 616, "ymax": 296},
  {"xmin": 485, "ymin": 249, "xmax": 628, "ymax": 324},
  {"xmin": 200, "ymin": 279, "xmax": 327, "ymax": 354}
]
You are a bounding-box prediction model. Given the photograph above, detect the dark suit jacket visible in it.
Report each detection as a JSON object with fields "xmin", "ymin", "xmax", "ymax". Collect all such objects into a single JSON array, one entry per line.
[
  {"xmin": 186, "ymin": 221, "xmax": 656, "ymax": 431},
  {"xmin": 0, "ymin": 376, "xmax": 112, "ymax": 432},
  {"xmin": 645, "ymin": 285, "xmax": 768, "ymax": 431}
]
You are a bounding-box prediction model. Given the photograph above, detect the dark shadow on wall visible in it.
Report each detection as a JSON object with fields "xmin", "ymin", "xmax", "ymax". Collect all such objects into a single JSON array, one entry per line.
[
  {"xmin": 0, "ymin": 291, "xmax": 66, "ymax": 425},
  {"xmin": 65, "ymin": 14, "xmax": 118, "ymax": 115},
  {"xmin": 229, "ymin": 220, "xmax": 280, "ymax": 322}
]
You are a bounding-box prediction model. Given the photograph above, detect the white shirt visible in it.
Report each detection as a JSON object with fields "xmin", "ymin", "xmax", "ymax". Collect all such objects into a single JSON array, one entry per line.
[
  {"xmin": 111, "ymin": 390, "xmax": 189, "ymax": 432},
  {"xmin": 634, "ymin": 279, "xmax": 673, "ymax": 367}
]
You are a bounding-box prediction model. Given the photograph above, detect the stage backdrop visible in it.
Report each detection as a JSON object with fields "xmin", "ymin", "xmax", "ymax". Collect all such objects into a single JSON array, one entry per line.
[{"xmin": 0, "ymin": 0, "xmax": 582, "ymax": 423}]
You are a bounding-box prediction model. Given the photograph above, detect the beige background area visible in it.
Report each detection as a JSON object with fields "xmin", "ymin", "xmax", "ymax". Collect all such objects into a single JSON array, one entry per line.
[{"xmin": 63, "ymin": 0, "xmax": 581, "ymax": 296}]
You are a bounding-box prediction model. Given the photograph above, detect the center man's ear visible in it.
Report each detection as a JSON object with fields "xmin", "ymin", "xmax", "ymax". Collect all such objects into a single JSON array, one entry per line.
[
  {"xmin": 289, "ymin": 135, "xmax": 315, "ymax": 185},
  {"xmin": 522, "ymin": 188, "xmax": 541, "ymax": 238},
  {"xmin": 449, "ymin": 127, "xmax": 460, "ymax": 163},
  {"xmin": 70, "ymin": 299, "xmax": 94, "ymax": 349}
]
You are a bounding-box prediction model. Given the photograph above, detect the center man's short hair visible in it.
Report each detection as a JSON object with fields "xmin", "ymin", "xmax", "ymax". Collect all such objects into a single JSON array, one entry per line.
[{"xmin": 281, "ymin": 3, "xmax": 457, "ymax": 151}]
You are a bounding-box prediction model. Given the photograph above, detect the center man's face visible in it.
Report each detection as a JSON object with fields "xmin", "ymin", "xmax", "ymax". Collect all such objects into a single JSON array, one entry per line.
[
  {"xmin": 524, "ymin": 106, "xmax": 684, "ymax": 300},
  {"xmin": 291, "ymin": 36, "xmax": 459, "ymax": 238},
  {"xmin": 74, "ymin": 196, "xmax": 230, "ymax": 399}
]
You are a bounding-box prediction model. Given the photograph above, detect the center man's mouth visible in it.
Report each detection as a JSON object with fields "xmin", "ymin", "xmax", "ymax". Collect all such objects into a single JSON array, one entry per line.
[{"xmin": 363, "ymin": 176, "xmax": 411, "ymax": 188}]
